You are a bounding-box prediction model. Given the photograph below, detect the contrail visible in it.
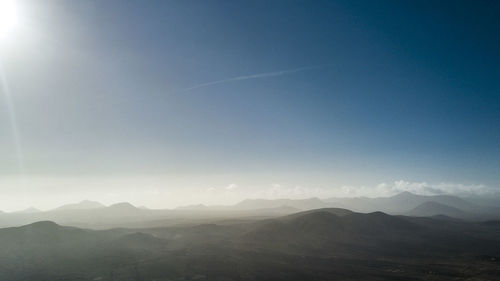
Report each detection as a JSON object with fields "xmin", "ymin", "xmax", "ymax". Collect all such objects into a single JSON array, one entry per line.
[
  {"xmin": 180, "ymin": 65, "xmax": 322, "ymax": 92},
  {"xmin": 0, "ymin": 61, "xmax": 25, "ymax": 176}
]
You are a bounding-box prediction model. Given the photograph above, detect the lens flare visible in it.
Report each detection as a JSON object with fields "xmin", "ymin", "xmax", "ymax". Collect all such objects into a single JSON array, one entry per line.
[
  {"xmin": 0, "ymin": 0, "xmax": 19, "ymax": 40},
  {"xmin": 0, "ymin": 69, "xmax": 23, "ymax": 170}
]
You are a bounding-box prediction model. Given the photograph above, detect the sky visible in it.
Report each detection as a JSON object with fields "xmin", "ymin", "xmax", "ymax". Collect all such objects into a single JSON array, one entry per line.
[{"xmin": 0, "ymin": 0, "xmax": 499, "ymax": 210}]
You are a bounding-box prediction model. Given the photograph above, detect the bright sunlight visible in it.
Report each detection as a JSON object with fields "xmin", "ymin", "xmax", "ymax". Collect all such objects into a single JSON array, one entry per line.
[{"xmin": 0, "ymin": 0, "xmax": 19, "ymax": 41}]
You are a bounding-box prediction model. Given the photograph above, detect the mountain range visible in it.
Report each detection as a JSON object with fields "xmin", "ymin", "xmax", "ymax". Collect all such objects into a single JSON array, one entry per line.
[
  {"xmin": 176, "ymin": 191, "xmax": 500, "ymax": 220},
  {"xmin": 1, "ymin": 192, "xmax": 499, "ymax": 229},
  {"xmin": 54, "ymin": 200, "xmax": 106, "ymax": 210}
]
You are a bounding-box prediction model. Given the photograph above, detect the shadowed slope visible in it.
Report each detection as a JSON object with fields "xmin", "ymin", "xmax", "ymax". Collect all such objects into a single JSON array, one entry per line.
[{"xmin": 240, "ymin": 208, "xmax": 424, "ymax": 256}]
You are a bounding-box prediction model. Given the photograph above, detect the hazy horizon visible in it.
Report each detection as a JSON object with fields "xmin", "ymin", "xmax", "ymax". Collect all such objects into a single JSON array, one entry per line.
[{"xmin": 0, "ymin": 176, "xmax": 495, "ymax": 212}]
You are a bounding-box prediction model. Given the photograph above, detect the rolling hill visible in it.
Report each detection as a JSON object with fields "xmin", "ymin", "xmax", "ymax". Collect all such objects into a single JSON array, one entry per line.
[{"xmin": 0, "ymin": 209, "xmax": 500, "ymax": 280}]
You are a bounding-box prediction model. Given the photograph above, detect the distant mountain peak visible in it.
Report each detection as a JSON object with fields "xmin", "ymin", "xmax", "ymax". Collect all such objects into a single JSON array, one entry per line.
[
  {"xmin": 175, "ymin": 203, "xmax": 207, "ymax": 210},
  {"xmin": 406, "ymin": 201, "xmax": 467, "ymax": 218},
  {"xmin": 55, "ymin": 200, "xmax": 105, "ymax": 211},
  {"xmin": 108, "ymin": 202, "xmax": 137, "ymax": 209},
  {"xmin": 16, "ymin": 207, "xmax": 41, "ymax": 213},
  {"xmin": 234, "ymin": 197, "xmax": 327, "ymax": 211},
  {"xmin": 23, "ymin": 220, "xmax": 60, "ymax": 230},
  {"xmin": 391, "ymin": 191, "xmax": 418, "ymax": 198}
]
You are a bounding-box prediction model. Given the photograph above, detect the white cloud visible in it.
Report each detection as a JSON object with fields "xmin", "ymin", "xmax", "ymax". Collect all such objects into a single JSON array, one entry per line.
[
  {"xmin": 249, "ymin": 180, "xmax": 495, "ymax": 200},
  {"xmin": 225, "ymin": 183, "xmax": 238, "ymax": 190},
  {"xmin": 387, "ymin": 180, "xmax": 492, "ymax": 196}
]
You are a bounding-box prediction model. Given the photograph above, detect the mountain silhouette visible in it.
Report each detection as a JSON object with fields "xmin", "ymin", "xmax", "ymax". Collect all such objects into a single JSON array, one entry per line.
[
  {"xmin": 325, "ymin": 191, "xmax": 479, "ymax": 214},
  {"xmin": 54, "ymin": 200, "xmax": 105, "ymax": 211},
  {"xmin": 108, "ymin": 202, "xmax": 138, "ymax": 210},
  {"xmin": 241, "ymin": 208, "xmax": 424, "ymax": 256},
  {"xmin": 234, "ymin": 197, "xmax": 327, "ymax": 210},
  {"xmin": 406, "ymin": 201, "xmax": 469, "ymax": 218},
  {"xmin": 15, "ymin": 207, "xmax": 41, "ymax": 213}
]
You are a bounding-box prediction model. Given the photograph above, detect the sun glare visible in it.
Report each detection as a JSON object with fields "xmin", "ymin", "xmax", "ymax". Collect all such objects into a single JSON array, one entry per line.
[{"xmin": 0, "ymin": 0, "xmax": 19, "ymax": 40}]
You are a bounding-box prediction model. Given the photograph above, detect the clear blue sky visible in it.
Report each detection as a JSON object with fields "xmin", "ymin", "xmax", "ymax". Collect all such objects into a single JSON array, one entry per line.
[{"xmin": 0, "ymin": 0, "xmax": 499, "ymax": 209}]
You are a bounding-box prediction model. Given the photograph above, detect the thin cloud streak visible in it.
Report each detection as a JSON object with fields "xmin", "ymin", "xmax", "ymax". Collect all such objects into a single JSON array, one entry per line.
[{"xmin": 180, "ymin": 66, "xmax": 322, "ymax": 92}]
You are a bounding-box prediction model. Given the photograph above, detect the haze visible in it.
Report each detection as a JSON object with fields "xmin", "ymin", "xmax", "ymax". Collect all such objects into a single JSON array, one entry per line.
[{"xmin": 1, "ymin": 1, "xmax": 500, "ymax": 281}]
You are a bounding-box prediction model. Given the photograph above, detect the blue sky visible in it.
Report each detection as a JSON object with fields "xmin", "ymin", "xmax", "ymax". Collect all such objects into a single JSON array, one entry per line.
[{"xmin": 0, "ymin": 0, "xmax": 499, "ymax": 209}]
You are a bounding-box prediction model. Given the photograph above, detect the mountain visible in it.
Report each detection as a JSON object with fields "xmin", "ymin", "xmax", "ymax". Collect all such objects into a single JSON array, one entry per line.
[
  {"xmin": 405, "ymin": 201, "xmax": 469, "ymax": 219},
  {"xmin": 0, "ymin": 202, "xmax": 151, "ymax": 229},
  {"xmin": 173, "ymin": 192, "xmax": 499, "ymax": 221},
  {"xmin": 102, "ymin": 202, "xmax": 143, "ymax": 216},
  {"xmin": 282, "ymin": 207, "xmax": 355, "ymax": 219},
  {"xmin": 235, "ymin": 197, "xmax": 327, "ymax": 210},
  {"xmin": 239, "ymin": 207, "xmax": 500, "ymax": 261},
  {"xmin": 325, "ymin": 191, "xmax": 479, "ymax": 214},
  {"xmin": 108, "ymin": 202, "xmax": 138, "ymax": 210},
  {"xmin": 0, "ymin": 221, "xmax": 166, "ymax": 280},
  {"xmin": 54, "ymin": 200, "xmax": 105, "ymax": 211},
  {"xmin": 241, "ymin": 208, "xmax": 424, "ymax": 256},
  {"xmin": 110, "ymin": 232, "xmax": 167, "ymax": 250},
  {"xmin": 0, "ymin": 221, "xmax": 99, "ymax": 253},
  {"xmin": 462, "ymin": 195, "xmax": 500, "ymax": 208},
  {"xmin": 0, "ymin": 193, "xmax": 497, "ymax": 230},
  {"xmin": 175, "ymin": 204, "xmax": 209, "ymax": 210},
  {"xmin": 15, "ymin": 207, "xmax": 41, "ymax": 213},
  {"xmin": 175, "ymin": 198, "xmax": 326, "ymax": 211},
  {"xmin": 386, "ymin": 191, "xmax": 477, "ymax": 212}
]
